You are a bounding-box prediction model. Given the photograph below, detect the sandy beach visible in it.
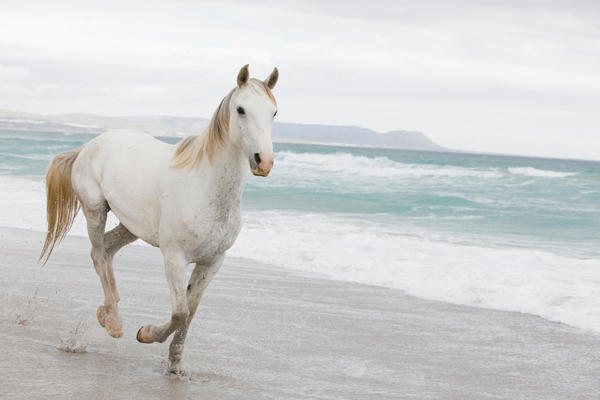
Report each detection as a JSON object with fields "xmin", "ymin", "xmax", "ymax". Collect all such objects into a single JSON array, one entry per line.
[{"xmin": 1, "ymin": 226, "xmax": 599, "ymax": 399}]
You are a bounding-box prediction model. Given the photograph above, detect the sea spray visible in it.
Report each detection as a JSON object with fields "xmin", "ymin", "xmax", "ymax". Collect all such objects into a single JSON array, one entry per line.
[
  {"xmin": 14, "ymin": 288, "xmax": 39, "ymax": 326},
  {"xmin": 58, "ymin": 322, "xmax": 88, "ymax": 353}
]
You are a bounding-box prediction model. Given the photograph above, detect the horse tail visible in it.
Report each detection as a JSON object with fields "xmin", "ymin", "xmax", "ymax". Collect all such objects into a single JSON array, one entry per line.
[{"xmin": 39, "ymin": 146, "xmax": 83, "ymax": 265}]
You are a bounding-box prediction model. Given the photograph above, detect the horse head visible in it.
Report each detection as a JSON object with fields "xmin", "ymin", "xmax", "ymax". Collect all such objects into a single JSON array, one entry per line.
[{"xmin": 230, "ymin": 64, "xmax": 278, "ymax": 177}]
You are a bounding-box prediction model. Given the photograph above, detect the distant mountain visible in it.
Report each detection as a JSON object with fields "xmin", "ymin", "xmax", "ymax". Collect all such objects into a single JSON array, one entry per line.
[
  {"xmin": 273, "ymin": 122, "xmax": 446, "ymax": 151},
  {"xmin": 0, "ymin": 109, "xmax": 209, "ymax": 136},
  {"xmin": 0, "ymin": 109, "xmax": 447, "ymax": 151}
]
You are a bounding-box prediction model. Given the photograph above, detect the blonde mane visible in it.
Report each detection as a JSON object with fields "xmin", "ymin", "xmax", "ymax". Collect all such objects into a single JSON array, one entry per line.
[
  {"xmin": 172, "ymin": 79, "xmax": 276, "ymax": 169},
  {"xmin": 172, "ymin": 89, "xmax": 233, "ymax": 169}
]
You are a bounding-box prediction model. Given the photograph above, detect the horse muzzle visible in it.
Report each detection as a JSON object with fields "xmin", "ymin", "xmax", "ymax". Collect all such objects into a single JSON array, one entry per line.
[{"xmin": 250, "ymin": 152, "xmax": 273, "ymax": 177}]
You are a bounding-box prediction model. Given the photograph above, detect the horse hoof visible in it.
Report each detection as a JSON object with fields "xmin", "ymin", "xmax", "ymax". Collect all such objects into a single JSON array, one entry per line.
[
  {"xmin": 108, "ymin": 328, "xmax": 123, "ymax": 338},
  {"xmin": 137, "ymin": 326, "xmax": 153, "ymax": 343},
  {"xmin": 96, "ymin": 306, "xmax": 107, "ymax": 328},
  {"xmin": 105, "ymin": 320, "xmax": 123, "ymax": 338},
  {"xmin": 101, "ymin": 308, "xmax": 123, "ymax": 339},
  {"xmin": 169, "ymin": 368, "xmax": 187, "ymax": 377},
  {"xmin": 166, "ymin": 361, "xmax": 186, "ymax": 377}
]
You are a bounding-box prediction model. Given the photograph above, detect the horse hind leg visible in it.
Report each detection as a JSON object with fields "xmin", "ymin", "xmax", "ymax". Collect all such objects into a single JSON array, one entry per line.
[
  {"xmin": 103, "ymin": 223, "xmax": 137, "ymax": 303},
  {"xmin": 82, "ymin": 201, "xmax": 123, "ymax": 338}
]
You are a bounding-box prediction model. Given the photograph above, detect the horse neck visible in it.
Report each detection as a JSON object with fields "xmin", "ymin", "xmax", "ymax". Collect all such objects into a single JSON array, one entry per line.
[{"xmin": 204, "ymin": 140, "xmax": 247, "ymax": 208}]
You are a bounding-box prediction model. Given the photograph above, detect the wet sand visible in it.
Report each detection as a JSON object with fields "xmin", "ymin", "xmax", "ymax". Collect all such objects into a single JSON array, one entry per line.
[{"xmin": 1, "ymin": 226, "xmax": 599, "ymax": 399}]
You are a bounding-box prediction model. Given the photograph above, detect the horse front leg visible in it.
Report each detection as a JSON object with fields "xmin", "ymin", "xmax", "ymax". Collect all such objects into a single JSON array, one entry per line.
[
  {"xmin": 167, "ymin": 254, "xmax": 224, "ymax": 374},
  {"xmin": 136, "ymin": 250, "xmax": 189, "ymax": 344}
]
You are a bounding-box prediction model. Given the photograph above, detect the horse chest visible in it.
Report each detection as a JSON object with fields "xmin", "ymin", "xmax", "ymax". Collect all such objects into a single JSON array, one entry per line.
[{"xmin": 178, "ymin": 206, "xmax": 242, "ymax": 262}]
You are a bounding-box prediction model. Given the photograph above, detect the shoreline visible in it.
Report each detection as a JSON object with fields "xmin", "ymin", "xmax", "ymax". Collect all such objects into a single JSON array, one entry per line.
[
  {"xmin": 4, "ymin": 125, "xmax": 600, "ymax": 163},
  {"xmin": 1, "ymin": 226, "xmax": 599, "ymax": 399},
  {"xmin": 0, "ymin": 173, "xmax": 599, "ymax": 333}
]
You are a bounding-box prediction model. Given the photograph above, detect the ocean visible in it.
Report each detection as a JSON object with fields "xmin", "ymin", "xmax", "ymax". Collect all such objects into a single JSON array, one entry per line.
[{"xmin": 1, "ymin": 129, "xmax": 599, "ymax": 332}]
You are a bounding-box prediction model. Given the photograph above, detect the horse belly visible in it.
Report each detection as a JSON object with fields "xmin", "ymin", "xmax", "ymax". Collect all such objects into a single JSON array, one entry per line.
[
  {"xmin": 108, "ymin": 200, "xmax": 160, "ymax": 246},
  {"xmin": 101, "ymin": 164, "xmax": 165, "ymax": 246},
  {"xmin": 94, "ymin": 132, "xmax": 168, "ymax": 246}
]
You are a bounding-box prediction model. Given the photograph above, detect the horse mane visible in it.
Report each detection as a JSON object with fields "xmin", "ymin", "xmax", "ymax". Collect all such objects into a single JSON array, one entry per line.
[
  {"xmin": 172, "ymin": 89, "xmax": 234, "ymax": 169},
  {"xmin": 172, "ymin": 80, "xmax": 276, "ymax": 169}
]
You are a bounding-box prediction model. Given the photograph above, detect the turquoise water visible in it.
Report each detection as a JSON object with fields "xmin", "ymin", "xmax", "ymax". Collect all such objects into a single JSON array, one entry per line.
[
  {"xmin": 2, "ymin": 128, "xmax": 600, "ymax": 331},
  {"xmin": 2, "ymin": 129, "xmax": 598, "ymax": 258}
]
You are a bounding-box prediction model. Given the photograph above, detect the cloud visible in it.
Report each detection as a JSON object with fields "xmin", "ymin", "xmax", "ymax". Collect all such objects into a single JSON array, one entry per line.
[
  {"xmin": 0, "ymin": 65, "xmax": 32, "ymax": 80},
  {"xmin": 0, "ymin": 0, "xmax": 599, "ymax": 159}
]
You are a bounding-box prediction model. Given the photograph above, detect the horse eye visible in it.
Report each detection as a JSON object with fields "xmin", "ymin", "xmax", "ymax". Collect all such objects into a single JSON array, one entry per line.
[
  {"xmin": 273, "ymin": 110, "xmax": 277, "ymax": 118},
  {"xmin": 237, "ymin": 106, "xmax": 245, "ymax": 115}
]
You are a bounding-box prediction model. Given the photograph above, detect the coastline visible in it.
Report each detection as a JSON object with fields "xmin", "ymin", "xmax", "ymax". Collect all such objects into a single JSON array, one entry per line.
[
  {"xmin": 1, "ymin": 226, "xmax": 599, "ymax": 399},
  {"xmin": 3, "ymin": 125, "xmax": 600, "ymax": 162}
]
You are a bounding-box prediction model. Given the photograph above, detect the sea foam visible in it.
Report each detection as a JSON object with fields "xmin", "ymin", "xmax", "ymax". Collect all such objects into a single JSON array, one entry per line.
[
  {"xmin": 231, "ymin": 210, "xmax": 600, "ymax": 333},
  {"xmin": 508, "ymin": 167, "xmax": 578, "ymax": 178},
  {"xmin": 275, "ymin": 151, "xmax": 502, "ymax": 179},
  {"xmin": 2, "ymin": 174, "xmax": 598, "ymax": 333}
]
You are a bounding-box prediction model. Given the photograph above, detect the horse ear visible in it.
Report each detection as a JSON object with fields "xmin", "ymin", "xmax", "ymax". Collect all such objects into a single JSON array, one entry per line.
[
  {"xmin": 265, "ymin": 67, "xmax": 278, "ymax": 90},
  {"xmin": 237, "ymin": 64, "xmax": 249, "ymax": 88}
]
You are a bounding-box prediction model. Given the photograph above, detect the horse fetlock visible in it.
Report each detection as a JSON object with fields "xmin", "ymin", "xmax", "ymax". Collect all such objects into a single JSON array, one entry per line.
[
  {"xmin": 169, "ymin": 342, "xmax": 185, "ymax": 358},
  {"xmin": 171, "ymin": 311, "xmax": 189, "ymax": 327}
]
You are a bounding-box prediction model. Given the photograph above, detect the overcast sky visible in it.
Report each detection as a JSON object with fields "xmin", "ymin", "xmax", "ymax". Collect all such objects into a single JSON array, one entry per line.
[{"xmin": 1, "ymin": 1, "xmax": 599, "ymax": 160}]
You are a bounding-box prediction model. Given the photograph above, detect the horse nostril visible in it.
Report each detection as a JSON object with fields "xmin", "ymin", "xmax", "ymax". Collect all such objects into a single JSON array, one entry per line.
[{"xmin": 254, "ymin": 153, "xmax": 261, "ymax": 165}]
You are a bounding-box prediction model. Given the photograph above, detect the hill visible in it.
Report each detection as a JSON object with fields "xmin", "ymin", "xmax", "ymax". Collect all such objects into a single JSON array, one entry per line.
[{"xmin": 0, "ymin": 109, "xmax": 446, "ymax": 151}]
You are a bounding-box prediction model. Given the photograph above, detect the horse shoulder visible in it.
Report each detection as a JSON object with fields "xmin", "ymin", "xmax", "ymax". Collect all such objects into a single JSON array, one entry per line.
[{"xmin": 158, "ymin": 185, "xmax": 243, "ymax": 263}]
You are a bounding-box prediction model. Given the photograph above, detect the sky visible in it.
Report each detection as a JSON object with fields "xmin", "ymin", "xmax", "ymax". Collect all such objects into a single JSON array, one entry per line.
[{"xmin": 1, "ymin": 0, "xmax": 599, "ymax": 160}]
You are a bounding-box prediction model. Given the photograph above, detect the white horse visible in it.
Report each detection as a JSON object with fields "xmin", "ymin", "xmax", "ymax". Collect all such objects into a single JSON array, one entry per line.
[{"xmin": 39, "ymin": 65, "xmax": 278, "ymax": 373}]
